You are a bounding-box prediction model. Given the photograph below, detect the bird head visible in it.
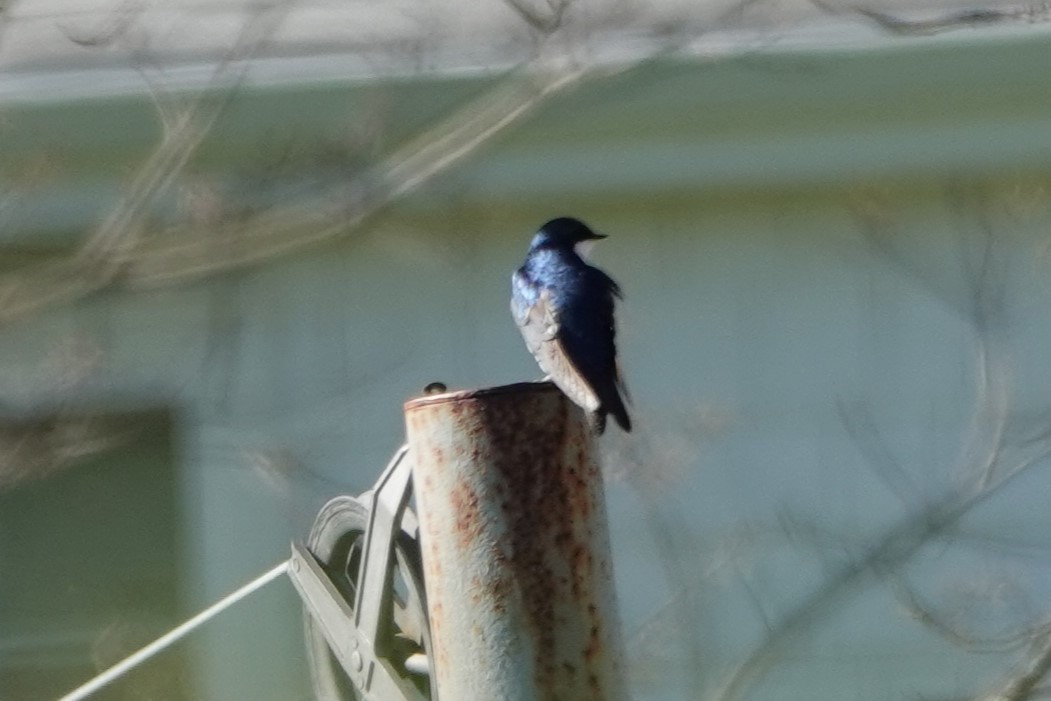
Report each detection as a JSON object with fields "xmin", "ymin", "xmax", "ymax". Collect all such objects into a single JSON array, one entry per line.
[{"xmin": 530, "ymin": 217, "xmax": 607, "ymax": 258}]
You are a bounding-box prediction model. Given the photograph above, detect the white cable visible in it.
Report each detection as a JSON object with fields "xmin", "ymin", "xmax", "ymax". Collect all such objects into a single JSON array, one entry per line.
[{"xmin": 58, "ymin": 560, "xmax": 289, "ymax": 701}]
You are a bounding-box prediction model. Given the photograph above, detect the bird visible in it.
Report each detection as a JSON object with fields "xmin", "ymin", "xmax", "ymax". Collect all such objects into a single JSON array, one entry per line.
[{"xmin": 511, "ymin": 216, "xmax": 631, "ymax": 434}]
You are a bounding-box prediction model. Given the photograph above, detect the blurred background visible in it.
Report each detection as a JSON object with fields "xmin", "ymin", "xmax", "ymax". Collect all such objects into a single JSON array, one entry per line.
[{"xmin": 4, "ymin": 0, "xmax": 1051, "ymax": 699}]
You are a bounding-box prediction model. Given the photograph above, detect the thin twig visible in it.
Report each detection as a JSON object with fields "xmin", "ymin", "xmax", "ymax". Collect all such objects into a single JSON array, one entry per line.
[
  {"xmin": 106, "ymin": 60, "xmax": 592, "ymax": 287},
  {"xmin": 711, "ymin": 448, "xmax": 1050, "ymax": 701},
  {"xmin": 890, "ymin": 575, "xmax": 1038, "ymax": 654},
  {"xmin": 0, "ymin": 3, "xmax": 289, "ymax": 324},
  {"xmin": 712, "ymin": 191, "xmax": 1051, "ymax": 701},
  {"xmin": 809, "ymin": 1, "xmax": 1050, "ymax": 35},
  {"xmin": 981, "ymin": 623, "xmax": 1051, "ymax": 701},
  {"xmin": 837, "ymin": 399, "xmax": 922, "ymax": 510},
  {"xmin": 0, "ymin": 43, "xmax": 594, "ymax": 324}
]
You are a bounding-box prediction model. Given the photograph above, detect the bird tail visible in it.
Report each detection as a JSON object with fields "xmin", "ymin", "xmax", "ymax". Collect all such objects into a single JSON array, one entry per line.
[{"xmin": 599, "ymin": 392, "xmax": 631, "ymax": 433}]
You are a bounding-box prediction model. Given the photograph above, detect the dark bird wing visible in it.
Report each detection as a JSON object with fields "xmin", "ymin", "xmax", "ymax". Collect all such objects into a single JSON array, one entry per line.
[
  {"xmin": 511, "ymin": 272, "xmax": 603, "ymax": 414},
  {"xmin": 555, "ymin": 267, "xmax": 631, "ymax": 432}
]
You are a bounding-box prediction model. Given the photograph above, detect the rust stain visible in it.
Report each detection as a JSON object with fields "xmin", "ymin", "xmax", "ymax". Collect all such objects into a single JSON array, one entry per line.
[
  {"xmin": 427, "ymin": 538, "xmax": 443, "ymax": 580},
  {"xmin": 407, "ymin": 382, "xmax": 618, "ymax": 698},
  {"xmin": 470, "ymin": 389, "xmax": 594, "ymax": 693},
  {"xmin": 429, "ymin": 600, "xmax": 448, "ymax": 673},
  {"xmin": 450, "ymin": 473, "xmax": 483, "ymax": 549},
  {"xmin": 585, "ymin": 623, "xmax": 601, "ymax": 662}
]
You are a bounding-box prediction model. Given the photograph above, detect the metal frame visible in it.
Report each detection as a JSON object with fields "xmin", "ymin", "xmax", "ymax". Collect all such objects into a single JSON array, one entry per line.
[{"xmin": 289, "ymin": 446, "xmax": 427, "ymax": 701}]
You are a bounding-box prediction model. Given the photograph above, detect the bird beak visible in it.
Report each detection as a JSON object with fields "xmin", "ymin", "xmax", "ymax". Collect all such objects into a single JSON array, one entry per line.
[{"xmin": 575, "ymin": 234, "xmax": 605, "ymax": 259}]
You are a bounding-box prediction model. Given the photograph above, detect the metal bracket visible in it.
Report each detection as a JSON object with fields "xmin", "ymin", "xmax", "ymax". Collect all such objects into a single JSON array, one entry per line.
[
  {"xmin": 289, "ymin": 540, "xmax": 364, "ymax": 677},
  {"xmin": 290, "ymin": 446, "xmax": 427, "ymax": 701},
  {"xmin": 355, "ymin": 446, "xmax": 415, "ymax": 649}
]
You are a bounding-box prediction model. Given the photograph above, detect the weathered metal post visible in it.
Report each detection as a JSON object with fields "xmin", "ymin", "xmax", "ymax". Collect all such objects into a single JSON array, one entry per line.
[{"xmin": 404, "ymin": 382, "xmax": 628, "ymax": 701}]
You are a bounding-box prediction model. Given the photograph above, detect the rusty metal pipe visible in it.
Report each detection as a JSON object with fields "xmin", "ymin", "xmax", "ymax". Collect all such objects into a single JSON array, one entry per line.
[{"xmin": 405, "ymin": 382, "xmax": 628, "ymax": 701}]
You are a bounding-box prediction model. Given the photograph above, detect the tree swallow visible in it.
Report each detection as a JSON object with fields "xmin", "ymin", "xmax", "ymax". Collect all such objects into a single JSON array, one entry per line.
[{"xmin": 511, "ymin": 217, "xmax": 631, "ymax": 433}]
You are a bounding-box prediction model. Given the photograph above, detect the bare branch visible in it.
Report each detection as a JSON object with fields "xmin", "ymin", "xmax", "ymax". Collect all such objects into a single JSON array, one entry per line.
[
  {"xmin": 890, "ymin": 576, "xmax": 1038, "ymax": 654},
  {"xmin": 849, "ymin": 187, "xmax": 1014, "ymax": 489},
  {"xmin": 837, "ymin": 399, "xmax": 922, "ymax": 509},
  {"xmin": 379, "ymin": 55, "xmax": 588, "ymax": 203},
  {"xmin": 60, "ymin": 0, "xmax": 142, "ymax": 48},
  {"xmin": 810, "ymin": 1, "xmax": 1050, "ymax": 35},
  {"xmin": 711, "ymin": 453, "xmax": 1046, "ymax": 701},
  {"xmin": 58, "ymin": 58, "xmax": 590, "ymax": 292},
  {"xmin": 503, "ymin": 0, "xmax": 572, "ymax": 35},
  {"xmin": 0, "ymin": 0, "xmax": 807, "ymax": 324},
  {"xmin": 604, "ymin": 413, "xmax": 709, "ymax": 694},
  {"xmin": 0, "ymin": 412, "xmax": 133, "ymax": 490},
  {"xmin": 981, "ymin": 622, "xmax": 1051, "ymax": 701},
  {"xmin": 850, "ymin": 191, "xmax": 971, "ymax": 318},
  {"xmin": 712, "ymin": 189, "xmax": 1051, "ymax": 701},
  {"xmin": 0, "ymin": 3, "xmax": 291, "ymax": 324}
]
